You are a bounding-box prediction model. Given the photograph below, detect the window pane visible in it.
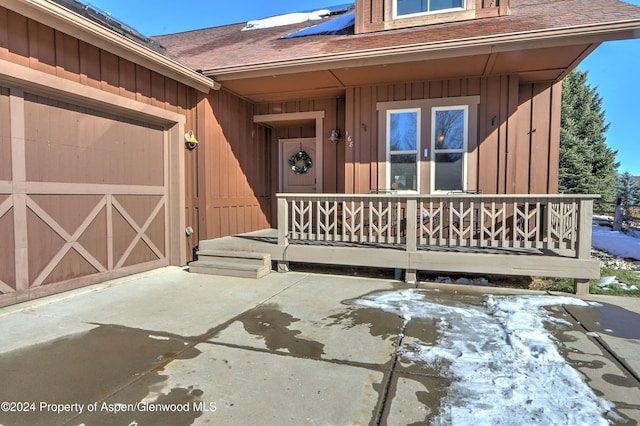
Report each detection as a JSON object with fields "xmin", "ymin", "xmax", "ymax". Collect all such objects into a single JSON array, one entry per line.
[
  {"xmin": 397, "ymin": 0, "xmax": 427, "ymax": 15},
  {"xmin": 390, "ymin": 154, "xmax": 417, "ymax": 190},
  {"xmin": 434, "ymin": 153, "xmax": 463, "ymax": 191},
  {"xmin": 397, "ymin": 0, "xmax": 462, "ymax": 15},
  {"xmin": 390, "ymin": 111, "xmax": 418, "ymax": 151},
  {"xmin": 430, "ymin": 0, "xmax": 463, "ymax": 11},
  {"xmin": 434, "ymin": 109, "xmax": 465, "ymax": 150}
]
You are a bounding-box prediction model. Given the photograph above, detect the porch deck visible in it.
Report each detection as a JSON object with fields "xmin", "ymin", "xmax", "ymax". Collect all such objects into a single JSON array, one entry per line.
[{"xmin": 197, "ymin": 193, "xmax": 601, "ymax": 294}]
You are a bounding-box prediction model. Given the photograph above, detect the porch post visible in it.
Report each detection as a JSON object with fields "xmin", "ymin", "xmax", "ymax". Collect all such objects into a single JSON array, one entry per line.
[
  {"xmin": 277, "ymin": 196, "xmax": 290, "ymax": 272},
  {"xmin": 574, "ymin": 197, "xmax": 595, "ymax": 295},
  {"xmin": 405, "ymin": 198, "xmax": 417, "ymax": 284}
]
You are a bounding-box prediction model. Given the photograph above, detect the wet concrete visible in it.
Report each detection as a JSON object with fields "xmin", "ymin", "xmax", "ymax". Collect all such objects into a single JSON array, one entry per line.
[
  {"xmin": 566, "ymin": 302, "xmax": 640, "ymax": 340},
  {"xmin": 1, "ymin": 267, "xmax": 639, "ymax": 425},
  {"xmin": 0, "ymin": 324, "xmax": 201, "ymax": 426},
  {"xmin": 235, "ymin": 303, "xmax": 325, "ymax": 358}
]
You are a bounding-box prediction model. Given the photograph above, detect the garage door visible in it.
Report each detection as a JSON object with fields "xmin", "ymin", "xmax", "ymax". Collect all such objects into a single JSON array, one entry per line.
[{"xmin": 0, "ymin": 87, "xmax": 171, "ymax": 306}]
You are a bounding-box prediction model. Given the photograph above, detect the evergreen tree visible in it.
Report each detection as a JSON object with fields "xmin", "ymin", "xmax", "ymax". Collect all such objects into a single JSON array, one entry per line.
[
  {"xmin": 616, "ymin": 171, "xmax": 640, "ymax": 206},
  {"xmin": 559, "ymin": 71, "xmax": 619, "ymax": 201}
]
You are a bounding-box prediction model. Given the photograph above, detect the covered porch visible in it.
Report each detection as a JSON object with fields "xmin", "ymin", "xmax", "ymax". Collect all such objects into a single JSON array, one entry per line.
[{"xmin": 195, "ymin": 193, "xmax": 599, "ymax": 294}]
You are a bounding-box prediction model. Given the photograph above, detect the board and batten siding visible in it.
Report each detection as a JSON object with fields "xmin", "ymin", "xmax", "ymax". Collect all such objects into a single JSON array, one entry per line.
[
  {"xmin": 344, "ymin": 76, "xmax": 561, "ymax": 195},
  {"xmin": 195, "ymin": 89, "xmax": 272, "ymax": 240},
  {"xmin": 0, "ymin": 5, "xmax": 199, "ymax": 305}
]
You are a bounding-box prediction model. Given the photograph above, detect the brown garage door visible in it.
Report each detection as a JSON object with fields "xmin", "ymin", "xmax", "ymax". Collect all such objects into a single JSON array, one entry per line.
[{"xmin": 0, "ymin": 87, "xmax": 170, "ymax": 306}]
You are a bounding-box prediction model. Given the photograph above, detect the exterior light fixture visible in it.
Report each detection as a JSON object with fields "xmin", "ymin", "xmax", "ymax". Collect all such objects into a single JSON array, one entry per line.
[
  {"xmin": 185, "ymin": 130, "xmax": 198, "ymax": 150},
  {"xmin": 329, "ymin": 129, "xmax": 341, "ymax": 144}
]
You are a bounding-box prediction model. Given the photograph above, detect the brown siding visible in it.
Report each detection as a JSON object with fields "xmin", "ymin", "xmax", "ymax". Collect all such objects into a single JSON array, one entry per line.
[
  {"xmin": 516, "ymin": 81, "xmax": 562, "ymax": 194},
  {"xmin": 0, "ymin": 6, "xmax": 198, "ymax": 305},
  {"xmin": 0, "ymin": 6, "xmax": 194, "ymax": 112},
  {"xmin": 344, "ymin": 76, "xmax": 558, "ymax": 195},
  {"xmin": 197, "ymin": 89, "xmax": 271, "ymax": 241}
]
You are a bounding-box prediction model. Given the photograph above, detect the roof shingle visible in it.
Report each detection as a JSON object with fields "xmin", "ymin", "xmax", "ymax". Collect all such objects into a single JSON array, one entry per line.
[{"xmin": 153, "ymin": 0, "xmax": 640, "ymax": 73}]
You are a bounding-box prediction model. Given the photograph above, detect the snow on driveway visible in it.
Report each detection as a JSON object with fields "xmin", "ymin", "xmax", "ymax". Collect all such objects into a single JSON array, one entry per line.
[{"xmin": 352, "ymin": 289, "xmax": 615, "ymax": 425}]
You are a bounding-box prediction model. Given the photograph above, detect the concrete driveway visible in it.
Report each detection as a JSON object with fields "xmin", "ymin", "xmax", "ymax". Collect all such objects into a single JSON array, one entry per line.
[{"xmin": 0, "ymin": 267, "xmax": 638, "ymax": 425}]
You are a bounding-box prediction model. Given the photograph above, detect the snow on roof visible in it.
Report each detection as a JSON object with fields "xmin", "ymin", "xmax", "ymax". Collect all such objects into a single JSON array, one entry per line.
[
  {"xmin": 242, "ymin": 10, "xmax": 331, "ymax": 31},
  {"xmin": 350, "ymin": 289, "xmax": 615, "ymax": 425},
  {"xmin": 281, "ymin": 11, "xmax": 355, "ymax": 39},
  {"xmin": 241, "ymin": 3, "xmax": 354, "ymax": 31}
]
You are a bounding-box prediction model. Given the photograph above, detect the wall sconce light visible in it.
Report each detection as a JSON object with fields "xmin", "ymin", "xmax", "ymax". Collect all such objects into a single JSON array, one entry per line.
[
  {"xmin": 329, "ymin": 129, "xmax": 341, "ymax": 144},
  {"xmin": 437, "ymin": 134, "xmax": 446, "ymax": 142},
  {"xmin": 185, "ymin": 130, "xmax": 198, "ymax": 150}
]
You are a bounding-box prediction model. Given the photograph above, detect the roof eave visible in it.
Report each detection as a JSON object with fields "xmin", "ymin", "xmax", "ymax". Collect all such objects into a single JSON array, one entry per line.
[
  {"xmin": 203, "ymin": 20, "xmax": 640, "ymax": 81},
  {"xmin": 6, "ymin": 0, "xmax": 218, "ymax": 93}
]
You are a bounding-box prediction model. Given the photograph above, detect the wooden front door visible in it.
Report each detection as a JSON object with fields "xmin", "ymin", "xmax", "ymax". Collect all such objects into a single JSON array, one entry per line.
[{"xmin": 280, "ymin": 138, "xmax": 319, "ymax": 193}]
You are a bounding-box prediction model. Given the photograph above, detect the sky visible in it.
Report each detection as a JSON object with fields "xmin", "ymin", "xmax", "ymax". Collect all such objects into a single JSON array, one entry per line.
[{"xmin": 86, "ymin": 0, "xmax": 640, "ymax": 175}]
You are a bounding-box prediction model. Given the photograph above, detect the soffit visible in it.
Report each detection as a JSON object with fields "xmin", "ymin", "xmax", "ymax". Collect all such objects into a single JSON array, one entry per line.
[{"xmin": 220, "ymin": 44, "xmax": 595, "ymax": 103}]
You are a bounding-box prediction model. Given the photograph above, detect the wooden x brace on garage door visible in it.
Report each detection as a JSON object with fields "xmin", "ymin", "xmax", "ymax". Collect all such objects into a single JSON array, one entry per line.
[
  {"xmin": 27, "ymin": 196, "xmax": 108, "ymax": 288},
  {"xmin": 111, "ymin": 196, "xmax": 166, "ymax": 269}
]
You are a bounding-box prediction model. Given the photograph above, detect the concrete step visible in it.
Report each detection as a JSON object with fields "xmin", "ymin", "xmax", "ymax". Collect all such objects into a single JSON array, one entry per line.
[
  {"xmin": 196, "ymin": 250, "xmax": 271, "ymax": 267},
  {"xmin": 189, "ymin": 250, "xmax": 271, "ymax": 279}
]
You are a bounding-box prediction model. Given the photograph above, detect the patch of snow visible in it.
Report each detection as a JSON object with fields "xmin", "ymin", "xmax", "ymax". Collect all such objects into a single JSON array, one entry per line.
[
  {"xmin": 148, "ymin": 334, "xmax": 170, "ymax": 341},
  {"xmin": 351, "ymin": 289, "xmax": 613, "ymax": 425},
  {"xmin": 597, "ymin": 276, "xmax": 617, "ymax": 286},
  {"xmin": 596, "ymin": 275, "xmax": 639, "ymax": 292},
  {"xmin": 592, "ymin": 224, "xmax": 640, "ymax": 261},
  {"xmin": 242, "ymin": 10, "xmax": 331, "ymax": 31},
  {"xmin": 281, "ymin": 11, "xmax": 355, "ymax": 38}
]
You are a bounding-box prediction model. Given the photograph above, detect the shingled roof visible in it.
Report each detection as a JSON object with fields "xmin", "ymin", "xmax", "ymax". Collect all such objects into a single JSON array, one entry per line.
[{"xmin": 154, "ymin": 0, "xmax": 640, "ymax": 77}]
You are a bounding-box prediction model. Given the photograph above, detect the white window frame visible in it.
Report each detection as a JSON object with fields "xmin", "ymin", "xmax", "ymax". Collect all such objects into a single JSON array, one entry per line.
[
  {"xmin": 386, "ymin": 108, "xmax": 421, "ymax": 193},
  {"xmin": 430, "ymin": 105, "xmax": 468, "ymax": 194},
  {"xmin": 393, "ymin": 0, "xmax": 466, "ymax": 19}
]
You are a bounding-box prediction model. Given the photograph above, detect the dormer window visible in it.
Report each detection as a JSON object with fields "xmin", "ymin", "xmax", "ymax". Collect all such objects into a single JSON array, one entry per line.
[
  {"xmin": 355, "ymin": 0, "xmax": 507, "ymax": 35},
  {"xmin": 395, "ymin": 0, "xmax": 465, "ymax": 19}
]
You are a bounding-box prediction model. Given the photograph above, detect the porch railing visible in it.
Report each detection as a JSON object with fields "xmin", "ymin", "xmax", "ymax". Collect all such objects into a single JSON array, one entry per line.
[{"xmin": 277, "ymin": 194, "xmax": 597, "ymax": 259}]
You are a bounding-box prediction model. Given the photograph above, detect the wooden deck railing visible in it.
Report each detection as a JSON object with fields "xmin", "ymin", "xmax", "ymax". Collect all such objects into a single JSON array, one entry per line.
[{"xmin": 277, "ymin": 194, "xmax": 598, "ymax": 259}]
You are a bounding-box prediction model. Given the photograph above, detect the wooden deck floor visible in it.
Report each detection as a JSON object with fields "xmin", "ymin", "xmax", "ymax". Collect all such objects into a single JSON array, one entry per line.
[{"xmin": 197, "ymin": 228, "xmax": 598, "ymax": 284}]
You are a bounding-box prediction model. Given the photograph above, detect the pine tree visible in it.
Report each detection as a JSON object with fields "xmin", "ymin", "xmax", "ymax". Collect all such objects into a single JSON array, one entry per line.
[
  {"xmin": 559, "ymin": 71, "xmax": 619, "ymax": 201},
  {"xmin": 616, "ymin": 171, "xmax": 640, "ymax": 206}
]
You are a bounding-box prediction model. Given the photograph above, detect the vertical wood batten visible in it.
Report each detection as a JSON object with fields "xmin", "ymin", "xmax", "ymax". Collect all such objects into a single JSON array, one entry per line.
[{"xmin": 10, "ymin": 88, "xmax": 28, "ymax": 291}]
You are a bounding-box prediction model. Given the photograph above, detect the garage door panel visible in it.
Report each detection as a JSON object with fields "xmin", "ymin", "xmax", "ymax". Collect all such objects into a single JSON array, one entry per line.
[
  {"xmin": 26, "ymin": 205, "xmax": 67, "ymax": 285},
  {"xmin": 0, "ymin": 206, "xmax": 16, "ymax": 292},
  {"xmin": 0, "ymin": 87, "xmax": 174, "ymax": 307},
  {"xmin": 122, "ymin": 239, "xmax": 163, "ymax": 268},
  {"xmin": 40, "ymin": 248, "xmax": 101, "ymax": 287},
  {"xmin": 114, "ymin": 195, "xmax": 166, "ymax": 230},
  {"xmin": 24, "ymin": 94, "xmax": 165, "ymax": 186},
  {"xmin": 29, "ymin": 194, "xmax": 105, "ymax": 237},
  {"xmin": 146, "ymin": 208, "xmax": 166, "ymax": 256}
]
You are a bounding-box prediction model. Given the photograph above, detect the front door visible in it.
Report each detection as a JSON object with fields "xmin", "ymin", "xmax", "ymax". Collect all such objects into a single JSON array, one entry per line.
[{"xmin": 280, "ymin": 138, "xmax": 318, "ymax": 193}]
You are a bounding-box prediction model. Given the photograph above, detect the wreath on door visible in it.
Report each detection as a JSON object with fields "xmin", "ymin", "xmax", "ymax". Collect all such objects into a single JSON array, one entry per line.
[{"xmin": 288, "ymin": 150, "xmax": 313, "ymax": 174}]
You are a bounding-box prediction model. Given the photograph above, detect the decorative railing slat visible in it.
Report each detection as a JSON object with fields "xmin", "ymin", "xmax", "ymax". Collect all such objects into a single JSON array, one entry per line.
[{"xmin": 277, "ymin": 194, "xmax": 598, "ymax": 259}]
